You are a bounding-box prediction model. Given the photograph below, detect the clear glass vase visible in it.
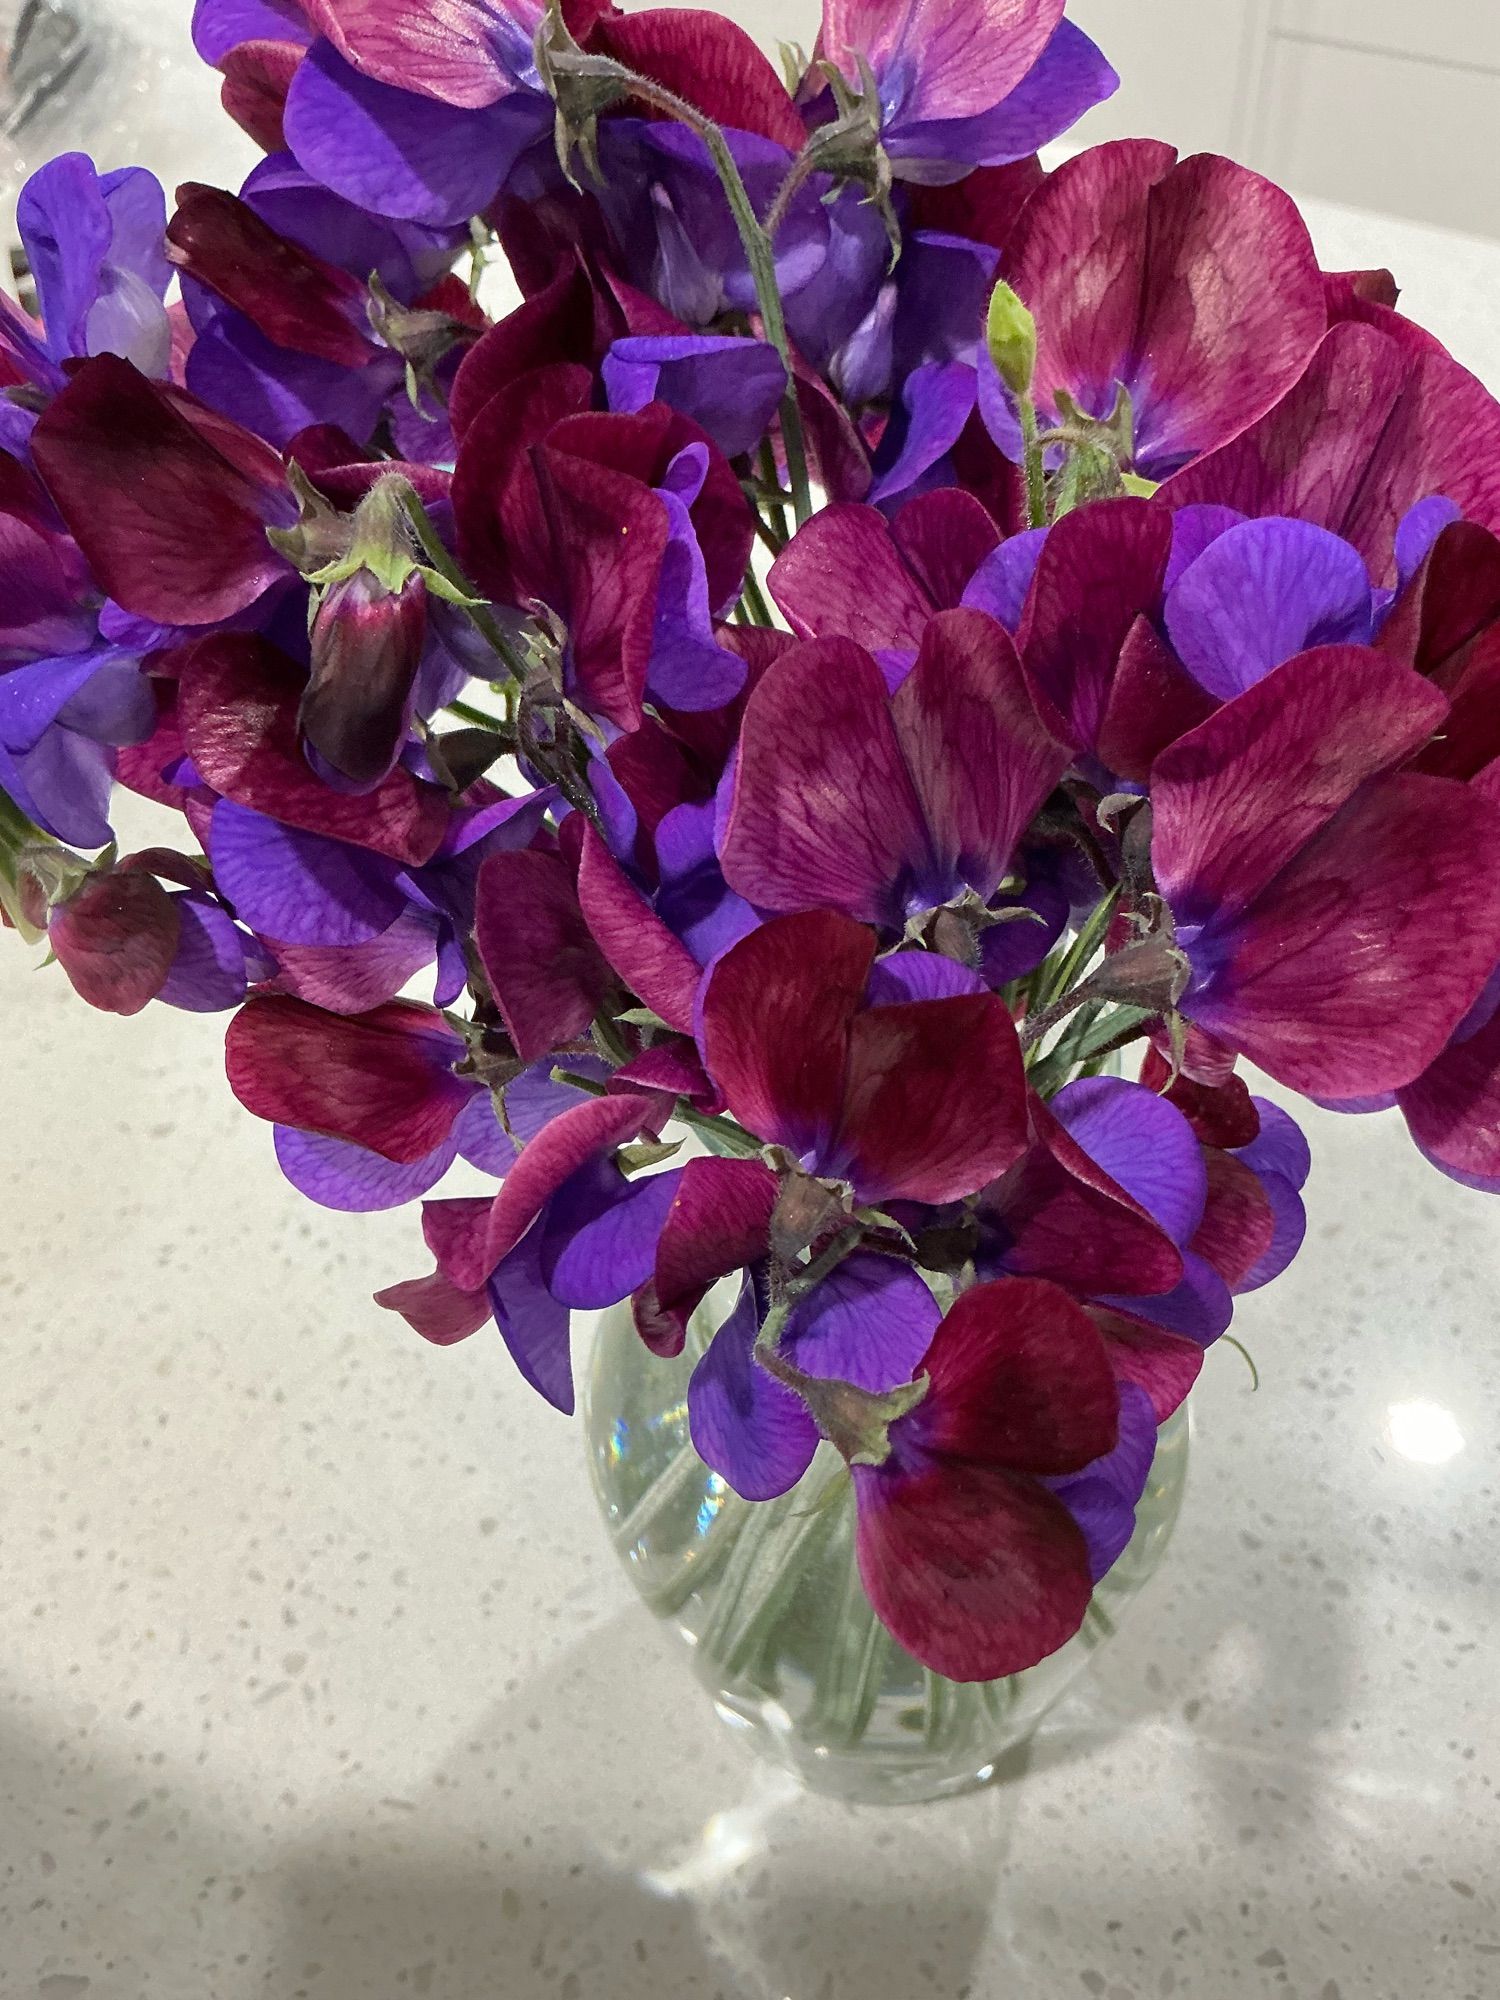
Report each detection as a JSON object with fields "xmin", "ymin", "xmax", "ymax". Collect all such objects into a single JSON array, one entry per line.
[{"xmin": 584, "ymin": 1289, "xmax": 1191, "ymax": 1806}]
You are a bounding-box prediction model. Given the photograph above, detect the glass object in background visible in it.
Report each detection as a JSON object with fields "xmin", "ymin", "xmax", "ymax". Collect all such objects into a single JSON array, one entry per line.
[
  {"xmin": 0, "ymin": 0, "xmax": 251, "ymax": 255},
  {"xmin": 586, "ymin": 1290, "xmax": 1191, "ymax": 1807}
]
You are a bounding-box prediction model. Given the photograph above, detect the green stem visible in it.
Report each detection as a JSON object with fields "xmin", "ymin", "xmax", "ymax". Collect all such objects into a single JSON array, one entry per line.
[
  {"xmin": 763, "ymin": 148, "xmax": 818, "ymax": 246},
  {"xmin": 444, "ymin": 696, "xmax": 506, "ymax": 730},
  {"xmin": 401, "ymin": 490, "xmax": 529, "ymax": 679},
  {"xmin": 739, "ymin": 565, "xmax": 776, "ymax": 628},
  {"xmin": 1019, "ymin": 395, "xmax": 1047, "ymax": 530},
  {"xmin": 622, "ymin": 77, "xmax": 814, "ymax": 527},
  {"xmin": 1030, "ymin": 884, "xmax": 1120, "ymax": 1017}
]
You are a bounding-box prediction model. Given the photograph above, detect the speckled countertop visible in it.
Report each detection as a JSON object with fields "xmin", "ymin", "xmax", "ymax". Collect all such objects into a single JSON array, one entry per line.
[{"xmin": 3, "ymin": 24, "xmax": 1500, "ymax": 2000}]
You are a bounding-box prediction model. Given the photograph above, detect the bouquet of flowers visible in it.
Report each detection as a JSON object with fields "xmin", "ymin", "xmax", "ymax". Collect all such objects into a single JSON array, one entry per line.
[{"xmin": 4, "ymin": 0, "xmax": 1500, "ymax": 1692}]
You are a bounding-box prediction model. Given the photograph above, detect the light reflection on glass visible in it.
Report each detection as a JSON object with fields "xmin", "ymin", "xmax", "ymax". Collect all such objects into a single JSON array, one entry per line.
[{"xmin": 1385, "ymin": 1399, "xmax": 1465, "ymax": 1466}]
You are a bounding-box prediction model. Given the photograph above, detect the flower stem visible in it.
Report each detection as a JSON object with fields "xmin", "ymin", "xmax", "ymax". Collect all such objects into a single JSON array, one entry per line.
[
  {"xmin": 1018, "ymin": 395, "xmax": 1047, "ymax": 530},
  {"xmin": 618, "ymin": 75, "xmax": 814, "ymax": 528},
  {"xmin": 400, "ymin": 489, "xmax": 530, "ymax": 679}
]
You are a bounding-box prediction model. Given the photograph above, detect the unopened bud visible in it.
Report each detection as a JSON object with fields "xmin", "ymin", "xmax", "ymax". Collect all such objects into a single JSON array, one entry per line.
[
  {"xmin": 986, "ymin": 280, "xmax": 1037, "ymax": 398},
  {"xmin": 303, "ymin": 566, "xmax": 428, "ymax": 789}
]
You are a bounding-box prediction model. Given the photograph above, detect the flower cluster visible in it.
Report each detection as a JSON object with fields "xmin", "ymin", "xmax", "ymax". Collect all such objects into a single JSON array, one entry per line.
[{"xmin": 5, "ymin": 0, "xmax": 1500, "ymax": 1683}]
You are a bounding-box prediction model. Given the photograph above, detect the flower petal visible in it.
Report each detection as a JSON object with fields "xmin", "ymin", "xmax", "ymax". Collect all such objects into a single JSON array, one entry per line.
[
  {"xmin": 689, "ymin": 1279, "xmax": 819, "ymax": 1502},
  {"xmin": 473, "ymin": 847, "xmax": 613, "ymax": 1064}
]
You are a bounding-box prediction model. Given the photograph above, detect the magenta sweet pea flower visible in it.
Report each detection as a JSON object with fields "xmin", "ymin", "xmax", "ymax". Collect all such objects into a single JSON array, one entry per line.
[
  {"xmin": 700, "ymin": 909, "xmax": 1030, "ymax": 1205},
  {"xmin": 720, "ymin": 611, "xmax": 1065, "ymax": 929},
  {"xmin": 1162, "ymin": 323, "xmax": 1500, "ymax": 588},
  {"xmin": 816, "ymin": 0, "xmax": 1115, "ymax": 183},
  {"xmin": 980, "ymin": 141, "xmax": 1326, "ymax": 482},
  {"xmin": 1150, "ymin": 646, "xmax": 1500, "ymax": 1096}
]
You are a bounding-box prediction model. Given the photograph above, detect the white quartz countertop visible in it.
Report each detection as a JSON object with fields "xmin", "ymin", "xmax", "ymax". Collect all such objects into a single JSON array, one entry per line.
[{"xmin": 4, "ymin": 74, "xmax": 1500, "ymax": 2000}]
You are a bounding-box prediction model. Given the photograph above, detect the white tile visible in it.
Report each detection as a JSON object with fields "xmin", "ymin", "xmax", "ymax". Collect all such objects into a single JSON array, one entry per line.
[
  {"xmin": 1255, "ymin": 34, "xmax": 1500, "ymax": 240},
  {"xmin": 1286, "ymin": 0, "xmax": 1500, "ymax": 74}
]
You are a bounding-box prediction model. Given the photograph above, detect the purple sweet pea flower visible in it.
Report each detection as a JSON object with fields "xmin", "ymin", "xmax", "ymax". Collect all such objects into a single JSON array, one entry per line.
[
  {"xmin": 3, "ymin": 154, "xmax": 172, "ymax": 392},
  {"xmin": 226, "ymin": 991, "xmax": 520, "ymax": 1211},
  {"xmin": 602, "ymin": 334, "xmax": 787, "ymax": 460},
  {"xmin": 208, "ymin": 787, "xmax": 553, "ymax": 1008},
  {"xmin": 817, "ymin": 0, "xmax": 1115, "ymax": 183}
]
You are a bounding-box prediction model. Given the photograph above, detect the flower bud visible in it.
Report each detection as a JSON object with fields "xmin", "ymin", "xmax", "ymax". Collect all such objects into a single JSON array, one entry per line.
[
  {"xmin": 49, "ymin": 867, "xmax": 181, "ymax": 1016},
  {"xmin": 986, "ymin": 280, "xmax": 1037, "ymax": 398},
  {"xmin": 303, "ymin": 566, "xmax": 429, "ymax": 790}
]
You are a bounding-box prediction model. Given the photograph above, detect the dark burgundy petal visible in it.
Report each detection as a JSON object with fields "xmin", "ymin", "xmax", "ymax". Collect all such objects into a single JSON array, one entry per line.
[
  {"xmin": 1161, "ymin": 323, "xmax": 1500, "ymax": 587},
  {"xmin": 225, "ymin": 996, "xmax": 470, "ymax": 1161},
  {"xmin": 452, "ymin": 363, "xmax": 594, "ymax": 600},
  {"xmin": 592, "ymin": 8, "xmax": 804, "ymax": 151},
  {"xmin": 1089, "ymin": 1305, "xmax": 1204, "ymax": 1424},
  {"xmin": 177, "ymin": 635, "xmax": 449, "ymax": 866},
  {"xmin": 167, "ymin": 182, "xmax": 374, "ymax": 366},
  {"xmin": 1151, "ymin": 646, "xmax": 1448, "ymax": 925},
  {"xmin": 700, "ymin": 910, "xmax": 874, "ymax": 1159},
  {"xmin": 31, "ymin": 355, "xmax": 293, "ymax": 624},
  {"xmin": 837, "ymin": 994, "xmax": 1028, "ymax": 1205},
  {"xmin": 448, "ymin": 263, "xmax": 605, "ymax": 441},
  {"xmin": 374, "ymin": 1266, "xmax": 491, "ymax": 1346},
  {"xmin": 49, "ymin": 871, "xmax": 181, "ymax": 1016},
  {"xmin": 1193, "ymin": 774, "xmax": 1500, "ymax": 1095},
  {"xmin": 1188, "ymin": 1149, "xmax": 1275, "ymax": 1291},
  {"xmin": 482, "ymin": 1091, "xmax": 668, "ymax": 1273},
  {"xmin": 1020, "ymin": 496, "xmax": 1172, "ymax": 752},
  {"xmin": 768, "ymin": 503, "xmax": 936, "ymax": 649},
  {"xmin": 907, "ymin": 1276, "xmax": 1119, "ymax": 1474},
  {"xmin": 891, "ymin": 607, "xmax": 1067, "ymax": 901},
  {"xmin": 1399, "ymin": 1004, "xmax": 1500, "ymax": 1190},
  {"xmin": 645, "ymin": 1154, "xmax": 779, "ymax": 1356},
  {"xmin": 576, "ymin": 825, "xmax": 700, "ymax": 1034},
  {"xmin": 474, "ymin": 848, "xmax": 613, "ymax": 1063},
  {"xmin": 220, "ymin": 40, "xmax": 304, "ymax": 153},
  {"xmin": 1096, "ymin": 615, "xmax": 1218, "ymax": 783},
  {"xmin": 1137, "ymin": 1045, "xmax": 1261, "ymax": 1151},
  {"xmin": 983, "ymin": 1094, "xmax": 1186, "ymax": 1297},
  {"xmin": 719, "ymin": 637, "xmax": 932, "ymax": 926},
  {"xmin": 853, "ymin": 1457, "xmax": 1093, "ymax": 1682},
  {"xmin": 889, "ymin": 490, "xmax": 1002, "ymax": 611}
]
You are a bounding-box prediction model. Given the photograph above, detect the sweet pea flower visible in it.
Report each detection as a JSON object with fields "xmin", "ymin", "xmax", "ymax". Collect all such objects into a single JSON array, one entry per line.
[
  {"xmin": 720, "ymin": 611, "xmax": 1066, "ymax": 930},
  {"xmin": 815, "ymin": 0, "xmax": 1115, "ymax": 184},
  {"xmin": 692, "ymin": 1268, "xmax": 1121, "ymax": 1680},
  {"xmin": 227, "ymin": 993, "xmax": 519, "ymax": 1211},
  {"xmin": 1162, "ymin": 322, "xmax": 1500, "ymax": 587},
  {"xmin": 0, "ymin": 476, "xmax": 154, "ymax": 849},
  {"xmin": 699, "ymin": 909, "xmax": 1031, "ymax": 1206},
  {"xmin": 0, "ymin": 154, "xmax": 173, "ymax": 420},
  {"xmin": 1149, "ymin": 646, "xmax": 1500, "ymax": 1097},
  {"xmin": 979, "ymin": 141, "xmax": 1326, "ymax": 483}
]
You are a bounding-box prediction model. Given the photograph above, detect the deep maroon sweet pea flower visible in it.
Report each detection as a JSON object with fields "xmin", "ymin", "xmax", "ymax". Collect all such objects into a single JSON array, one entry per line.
[
  {"xmin": 816, "ymin": 0, "xmax": 1114, "ymax": 184},
  {"xmin": 1150, "ymin": 646, "xmax": 1500, "ymax": 1096},
  {"xmin": 980, "ymin": 142, "xmax": 1326, "ymax": 483},
  {"xmin": 226, "ymin": 993, "xmax": 515, "ymax": 1209},
  {"xmin": 720, "ymin": 612, "xmax": 1066, "ymax": 929},
  {"xmin": 700, "ymin": 909, "xmax": 1030, "ymax": 1205},
  {"xmin": 31, "ymin": 357, "xmax": 297, "ymax": 627},
  {"xmin": 768, "ymin": 494, "xmax": 1001, "ymax": 665},
  {"xmin": 1162, "ymin": 323, "xmax": 1500, "ymax": 588}
]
